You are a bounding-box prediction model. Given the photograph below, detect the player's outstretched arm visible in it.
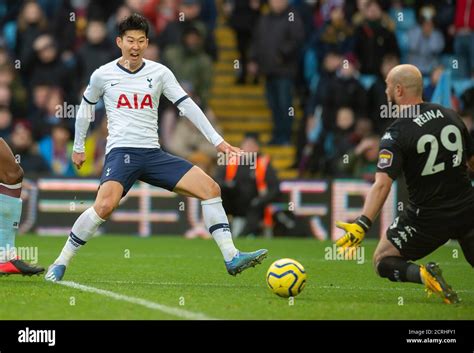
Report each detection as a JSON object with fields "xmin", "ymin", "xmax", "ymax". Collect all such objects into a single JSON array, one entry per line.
[
  {"xmin": 335, "ymin": 172, "xmax": 393, "ymax": 249},
  {"xmin": 72, "ymin": 99, "xmax": 95, "ymax": 169},
  {"xmin": 361, "ymin": 172, "xmax": 393, "ymax": 221}
]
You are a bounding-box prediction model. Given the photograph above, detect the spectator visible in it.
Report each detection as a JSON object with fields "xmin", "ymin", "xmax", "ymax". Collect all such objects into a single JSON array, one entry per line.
[
  {"xmin": 77, "ymin": 117, "xmax": 108, "ymax": 177},
  {"xmin": 29, "ymin": 85, "xmax": 64, "ymax": 140},
  {"xmin": 414, "ymin": 0, "xmax": 455, "ymax": 54},
  {"xmin": 0, "ymin": 84, "xmax": 12, "ymax": 108},
  {"xmin": 0, "ymin": 107, "xmax": 13, "ymax": 139},
  {"xmin": 460, "ymin": 110, "xmax": 474, "ymax": 138},
  {"xmin": 318, "ymin": 54, "xmax": 367, "ymax": 133},
  {"xmin": 296, "ymin": 51, "xmax": 343, "ymax": 175},
  {"xmin": 106, "ymin": 4, "xmax": 133, "ymax": 57},
  {"xmin": 353, "ymin": 0, "xmax": 400, "ymax": 75},
  {"xmin": 453, "ymin": 0, "xmax": 474, "ymax": 77},
  {"xmin": 248, "ymin": 0, "xmax": 305, "ymax": 145},
  {"xmin": 326, "ymin": 107, "xmax": 358, "ymax": 175},
  {"xmin": 0, "ymin": 63, "xmax": 28, "ymax": 117},
  {"xmin": 0, "ymin": 47, "xmax": 11, "ymax": 66},
  {"xmin": 7, "ymin": 120, "xmax": 50, "ymax": 175},
  {"xmin": 423, "ymin": 65, "xmax": 444, "ymax": 101},
  {"xmin": 352, "ymin": 0, "xmax": 396, "ymax": 31},
  {"xmin": 461, "ymin": 86, "xmax": 474, "ymax": 113},
  {"xmin": 367, "ymin": 53, "xmax": 400, "ymax": 133},
  {"xmin": 23, "ymin": 34, "xmax": 72, "ymax": 101},
  {"xmin": 196, "ymin": 0, "xmax": 219, "ymax": 61},
  {"xmin": 461, "ymin": 109, "xmax": 474, "ymax": 179},
  {"xmin": 338, "ymin": 134, "xmax": 380, "ymax": 182},
  {"xmin": 353, "ymin": 116, "xmax": 375, "ymax": 141},
  {"xmin": 38, "ymin": 121, "xmax": 75, "ymax": 176},
  {"xmin": 159, "ymin": 0, "xmax": 217, "ymax": 61},
  {"xmin": 163, "ymin": 25, "xmax": 213, "ymax": 108},
  {"xmin": 143, "ymin": 0, "xmax": 178, "ymax": 36},
  {"xmin": 316, "ymin": 3, "xmax": 355, "ymax": 62},
  {"xmin": 48, "ymin": 0, "xmax": 77, "ymax": 56},
  {"xmin": 167, "ymin": 115, "xmax": 219, "ymax": 176},
  {"xmin": 225, "ymin": 0, "xmax": 261, "ymax": 84},
  {"xmin": 144, "ymin": 42, "xmax": 161, "ymax": 61},
  {"xmin": 15, "ymin": 0, "xmax": 49, "ymax": 63},
  {"xmin": 215, "ymin": 133, "xmax": 280, "ymax": 237},
  {"xmin": 407, "ymin": 7, "xmax": 445, "ymax": 75},
  {"xmin": 76, "ymin": 19, "xmax": 113, "ymax": 89}
]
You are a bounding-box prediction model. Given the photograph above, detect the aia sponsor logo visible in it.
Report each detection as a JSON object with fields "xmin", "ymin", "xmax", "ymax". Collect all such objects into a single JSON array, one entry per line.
[{"xmin": 117, "ymin": 93, "xmax": 153, "ymax": 109}]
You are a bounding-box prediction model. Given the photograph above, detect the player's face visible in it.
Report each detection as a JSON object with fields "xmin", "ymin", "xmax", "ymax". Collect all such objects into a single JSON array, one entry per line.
[{"xmin": 117, "ymin": 30, "xmax": 149, "ymax": 67}]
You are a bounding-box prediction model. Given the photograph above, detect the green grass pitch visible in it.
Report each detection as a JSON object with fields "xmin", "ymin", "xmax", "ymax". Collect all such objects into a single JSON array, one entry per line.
[{"xmin": 2, "ymin": 235, "xmax": 473, "ymax": 320}]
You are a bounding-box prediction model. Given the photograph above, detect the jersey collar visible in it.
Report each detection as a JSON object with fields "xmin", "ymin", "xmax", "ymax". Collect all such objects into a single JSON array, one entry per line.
[{"xmin": 116, "ymin": 60, "xmax": 146, "ymax": 74}]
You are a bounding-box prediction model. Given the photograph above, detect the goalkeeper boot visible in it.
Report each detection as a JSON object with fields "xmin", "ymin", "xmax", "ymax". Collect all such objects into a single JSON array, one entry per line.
[
  {"xmin": 0, "ymin": 258, "xmax": 44, "ymax": 276},
  {"xmin": 44, "ymin": 264, "xmax": 66, "ymax": 282},
  {"xmin": 420, "ymin": 262, "xmax": 460, "ymax": 304},
  {"xmin": 225, "ymin": 249, "xmax": 268, "ymax": 276}
]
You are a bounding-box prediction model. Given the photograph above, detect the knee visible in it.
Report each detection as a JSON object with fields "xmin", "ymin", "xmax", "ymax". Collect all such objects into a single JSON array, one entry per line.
[
  {"xmin": 94, "ymin": 199, "xmax": 117, "ymax": 220},
  {"xmin": 373, "ymin": 257, "xmax": 381, "ymax": 277},
  {"xmin": 373, "ymin": 252, "xmax": 385, "ymax": 277},
  {"xmin": 204, "ymin": 181, "xmax": 221, "ymax": 199},
  {"xmin": 3, "ymin": 165, "xmax": 24, "ymax": 184}
]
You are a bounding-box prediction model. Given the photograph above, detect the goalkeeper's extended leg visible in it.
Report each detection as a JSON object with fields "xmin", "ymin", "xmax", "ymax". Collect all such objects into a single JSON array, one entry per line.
[
  {"xmin": 45, "ymin": 181, "xmax": 121, "ymax": 282},
  {"xmin": 374, "ymin": 234, "xmax": 459, "ymax": 304},
  {"xmin": 0, "ymin": 138, "xmax": 44, "ymax": 276}
]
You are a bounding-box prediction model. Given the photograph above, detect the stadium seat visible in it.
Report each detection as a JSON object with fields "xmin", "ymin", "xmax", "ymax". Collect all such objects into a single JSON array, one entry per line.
[
  {"xmin": 422, "ymin": 77, "xmax": 431, "ymax": 89},
  {"xmin": 389, "ymin": 8, "xmax": 416, "ymax": 31},
  {"xmin": 359, "ymin": 74, "xmax": 377, "ymax": 90},
  {"xmin": 452, "ymin": 79, "xmax": 474, "ymax": 98},
  {"xmin": 2, "ymin": 21, "xmax": 17, "ymax": 51},
  {"xmin": 441, "ymin": 54, "xmax": 469, "ymax": 79},
  {"xmin": 304, "ymin": 48, "xmax": 319, "ymax": 93},
  {"xmin": 395, "ymin": 29, "xmax": 410, "ymax": 63}
]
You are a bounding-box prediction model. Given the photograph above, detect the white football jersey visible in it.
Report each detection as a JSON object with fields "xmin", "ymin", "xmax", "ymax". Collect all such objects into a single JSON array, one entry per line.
[{"xmin": 83, "ymin": 58, "xmax": 188, "ymax": 154}]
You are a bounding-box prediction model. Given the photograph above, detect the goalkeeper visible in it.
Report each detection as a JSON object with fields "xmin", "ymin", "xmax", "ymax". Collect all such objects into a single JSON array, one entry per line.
[{"xmin": 335, "ymin": 64, "xmax": 474, "ymax": 304}]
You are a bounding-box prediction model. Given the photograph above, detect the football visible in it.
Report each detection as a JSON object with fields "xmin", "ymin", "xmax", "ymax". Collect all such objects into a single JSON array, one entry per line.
[{"xmin": 266, "ymin": 258, "xmax": 307, "ymax": 298}]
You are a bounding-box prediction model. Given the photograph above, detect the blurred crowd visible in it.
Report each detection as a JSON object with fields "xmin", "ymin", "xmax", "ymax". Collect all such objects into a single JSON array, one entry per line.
[{"xmin": 0, "ymin": 0, "xmax": 473, "ymax": 182}]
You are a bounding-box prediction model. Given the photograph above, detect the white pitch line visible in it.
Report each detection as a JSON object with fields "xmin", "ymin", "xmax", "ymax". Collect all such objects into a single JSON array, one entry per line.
[{"xmin": 57, "ymin": 281, "xmax": 216, "ymax": 320}]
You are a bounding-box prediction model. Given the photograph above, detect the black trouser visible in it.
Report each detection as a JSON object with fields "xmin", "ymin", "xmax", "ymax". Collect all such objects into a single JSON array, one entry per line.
[
  {"xmin": 236, "ymin": 30, "xmax": 252, "ymax": 79},
  {"xmin": 240, "ymin": 203, "xmax": 266, "ymax": 236}
]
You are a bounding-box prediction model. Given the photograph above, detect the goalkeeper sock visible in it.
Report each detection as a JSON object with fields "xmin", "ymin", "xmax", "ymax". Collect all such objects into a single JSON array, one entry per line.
[
  {"xmin": 201, "ymin": 197, "xmax": 238, "ymax": 262},
  {"xmin": 54, "ymin": 207, "xmax": 105, "ymax": 266},
  {"xmin": 377, "ymin": 256, "xmax": 422, "ymax": 283},
  {"xmin": 0, "ymin": 191, "xmax": 22, "ymax": 262}
]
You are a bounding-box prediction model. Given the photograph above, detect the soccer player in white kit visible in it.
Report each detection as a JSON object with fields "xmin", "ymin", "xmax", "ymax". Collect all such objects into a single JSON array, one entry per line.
[{"xmin": 45, "ymin": 14, "xmax": 267, "ymax": 282}]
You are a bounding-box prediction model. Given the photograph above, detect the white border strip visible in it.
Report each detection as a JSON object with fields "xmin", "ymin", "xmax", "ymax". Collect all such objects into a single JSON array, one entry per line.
[
  {"xmin": 58, "ymin": 281, "xmax": 216, "ymax": 320},
  {"xmin": 0, "ymin": 182, "xmax": 22, "ymax": 189}
]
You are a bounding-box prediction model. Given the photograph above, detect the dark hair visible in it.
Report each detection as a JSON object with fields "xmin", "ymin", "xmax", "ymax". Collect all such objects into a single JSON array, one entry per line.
[
  {"xmin": 118, "ymin": 13, "xmax": 149, "ymax": 38},
  {"xmin": 243, "ymin": 132, "xmax": 260, "ymax": 144}
]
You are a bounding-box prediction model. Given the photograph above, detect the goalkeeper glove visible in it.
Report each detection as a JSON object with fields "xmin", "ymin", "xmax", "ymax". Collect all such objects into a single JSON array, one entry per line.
[{"xmin": 335, "ymin": 215, "xmax": 372, "ymax": 249}]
